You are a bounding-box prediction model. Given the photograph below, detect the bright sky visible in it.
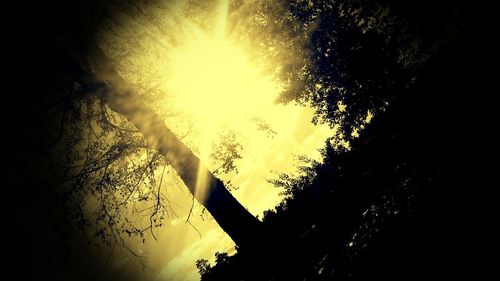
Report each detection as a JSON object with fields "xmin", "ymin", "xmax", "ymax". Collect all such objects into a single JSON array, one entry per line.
[{"xmin": 97, "ymin": 0, "xmax": 335, "ymax": 280}]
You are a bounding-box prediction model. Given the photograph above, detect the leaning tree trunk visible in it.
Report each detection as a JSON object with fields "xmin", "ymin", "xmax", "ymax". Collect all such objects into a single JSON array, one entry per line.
[{"xmin": 74, "ymin": 42, "xmax": 262, "ymax": 248}]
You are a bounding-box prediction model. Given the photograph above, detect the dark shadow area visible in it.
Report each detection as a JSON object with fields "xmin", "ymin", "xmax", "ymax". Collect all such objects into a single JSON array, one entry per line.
[{"xmin": 5, "ymin": 1, "xmax": 145, "ymax": 280}]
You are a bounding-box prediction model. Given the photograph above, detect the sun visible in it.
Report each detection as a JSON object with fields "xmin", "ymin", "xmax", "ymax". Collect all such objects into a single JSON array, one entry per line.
[
  {"xmin": 165, "ymin": 0, "xmax": 279, "ymax": 128},
  {"xmin": 167, "ymin": 36, "xmax": 278, "ymax": 126}
]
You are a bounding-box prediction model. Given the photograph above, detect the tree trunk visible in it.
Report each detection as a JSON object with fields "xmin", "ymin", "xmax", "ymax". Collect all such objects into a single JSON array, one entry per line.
[{"xmin": 76, "ymin": 43, "xmax": 262, "ymax": 248}]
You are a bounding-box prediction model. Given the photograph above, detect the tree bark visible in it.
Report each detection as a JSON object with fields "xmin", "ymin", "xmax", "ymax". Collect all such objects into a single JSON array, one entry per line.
[{"xmin": 75, "ymin": 43, "xmax": 262, "ymax": 248}]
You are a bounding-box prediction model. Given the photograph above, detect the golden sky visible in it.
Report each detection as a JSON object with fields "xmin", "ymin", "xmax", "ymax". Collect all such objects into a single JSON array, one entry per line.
[{"xmin": 96, "ymin": 1, "xmax": 335, "ymax": 280}]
